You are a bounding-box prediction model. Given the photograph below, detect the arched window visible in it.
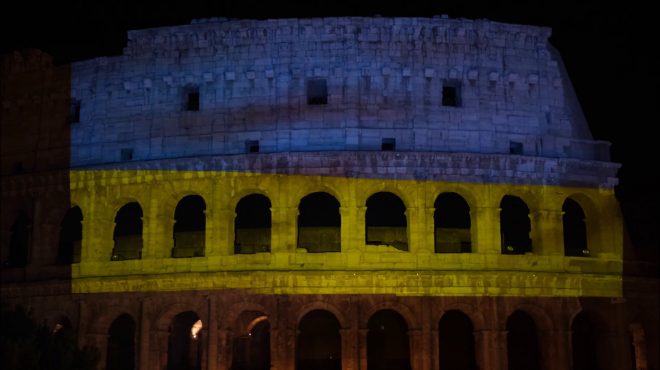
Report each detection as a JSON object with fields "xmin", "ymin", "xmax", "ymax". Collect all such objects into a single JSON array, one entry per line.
[
  {"xmin": 434, "ymin": 192, "xmax": 472, "ymax": 253},
  {"xmin": 439, "ymin": 310, "xmax": 477, "ymax": 370},
  {"xmin": 367, "ymin": 309, "xmax": 410, "ymax": 370},
  {"xmin": 112, "ymin": 202, "xmax": 143, "ymax": 261},
  {"xmin": 58, "ymin": 206, "xmax": 83, "ymax": 264},
  {"xmin": 172, "ymin": 195, "xmax": 206, "ymax": 258},
  {"xmin": 298, "ymin": 192, "xmax": 341, "ymax": 252},
  {"xmin": 366, "ymin": 192, "xmax": 407, "ymax": 251},
  {"xmin": 235, "ymin": 194, "xmax": 271, "ymax": 254},
  {"xmin": 107, "ymin": 314, "xmax": 136, "ymax": 370},
  {"xmin": 231, "ymin": 311, "xmax": 271, "ymax": 370},
  {"xmin": 572, "ymin": 311, "xmax": 603, "ymax": 370},
  {"xmin": 500, "ymin": 196, "xmax": 531, "ymax": 254},
  {"xmin": 168, "ymin": 311, "xmax": 202, "ymax": 370},
  {"xmin": 8, "ymin": 211, "xmax": 30, "ymax": 267},
  {"xmin": 506, "ymin": 311, "xmax": 540, "ymax": 370},
  {"xmin": 297, "ymin": 310, "xmax": 341, "ymax": 370},
  {"xmin": 563, "ymin": 198, "xmax": 589, "ymax": 257}
]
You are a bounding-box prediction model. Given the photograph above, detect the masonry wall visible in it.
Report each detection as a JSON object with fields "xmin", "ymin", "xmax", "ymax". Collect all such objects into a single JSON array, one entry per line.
[{"xmin": 69, "ymin": 17, "xmax": 609, "ymax": 168}]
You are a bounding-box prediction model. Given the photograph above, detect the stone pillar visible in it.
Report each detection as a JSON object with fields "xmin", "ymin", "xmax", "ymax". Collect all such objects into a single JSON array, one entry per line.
[
  {"xmin": 217, "ymin": 328, "xmax": 230, "ymax": 370},
  {"xmin": 423, "ymin": 207, "xmax": 437, "ymax": 254},
  {"xmin": 139, "ymin": 302, "xmax": 151, "ymax": 370},
  {"xmin": 407, "ymin": 207, "xmax": 431, "ymax": 254},
  {"xmin": 89, "ymin": 332, "xmax": 109, "ymax": 370},
  {"xmin": 472, "ymin": 207, "xmax": 502, "ymax": 254},
  {"xmin": 206, "ymin": 209, "xmax": 232, "ymax": 256},
  {"xmin": 475, "ymin": 329, "xmax": 506, "ymax": 370},
  {"xmin": 409, "ymin": 329, "xmax": 423, "ymax": 370},
  {"xmin": 355, "ymin": 207, "xmax": 367, "ymax": 250},
  {"xmin": 271, "ymin": 207, "xmax": 296, "ymax": 253},
  {"xmin": 359, "ymin": 329, "xmax": 368, "ymax": 370},
  {"xmin": 340, "ymin": 328, "xmax": 357, "ymax": 370},
  {"xmin": 84, "ymin": 216, "xmax": 113, "ymax": 262},
  {"xmin": 541, "ymin": 330, "xmax": 571, "ymax": 370},
  {"xmin": 431, "ymin": 329, "xmax": 440, "ymax": 370},
  {"xmin": 340, "ymin": 206, "xmax": 359, "ymax": 252},
  {"xmin": 530, "ymin": 209, "xmax": 564, "ymax": 256},
  {"xmin": 154, "ymin": 330, "xmax": 169, "ymax": 370},
  {"xmin": 207, "ymin": 297, "xmax": 218, "ymax": 370},
  {"xmin": 269, "ymin": 327, "xmax": 281, "ymax": 370}
]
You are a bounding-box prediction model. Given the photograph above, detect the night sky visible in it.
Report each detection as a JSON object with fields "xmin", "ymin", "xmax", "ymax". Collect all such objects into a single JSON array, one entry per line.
[{"xmin": 1, "ymin": 0, "xmax": 657, "ymax": 250}]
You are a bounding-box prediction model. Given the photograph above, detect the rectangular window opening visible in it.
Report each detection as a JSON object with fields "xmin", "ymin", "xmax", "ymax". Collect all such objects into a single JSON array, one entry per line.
[
  {"xmin": 509, "ymin": 141, "xmax": 523, "ymax": 155},
  {"xmin": 442, "ymin": 83, "xmax": 461, "ymax": 107},
  {"xmin": 120, "ymin": 148, "xmax": 134, "ymax": 161},
  {"xmin": 381, "ymin": 138, "xmax": 396, "ymax": 151},
  {"xmin": 307, "ymin": 79, "xmax": 328, "ymax": 105},
  {"xmin": 185, "ymin": 88, "xmax": 200, "ymax": 111},
  {"xmin": 68, "ymin": 99, "xmax": 81, "ymax": 124},
  {"xmin": 246, "ymin": 140, "xmax": 260, "ymax": 153}
]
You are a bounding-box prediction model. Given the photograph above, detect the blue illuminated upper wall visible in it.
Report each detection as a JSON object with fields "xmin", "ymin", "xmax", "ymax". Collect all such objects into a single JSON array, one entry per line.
[{"xmin": 69, "ymin": 17, "xmax": 610, "ymax": 167}]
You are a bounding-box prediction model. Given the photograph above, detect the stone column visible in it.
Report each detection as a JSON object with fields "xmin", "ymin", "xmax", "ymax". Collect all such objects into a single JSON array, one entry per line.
[
  {"xmin": 206, "ymin": 209, "xmax": 233, "ymax": 256},
  {"xmin": 89, "ymin": 333, "xmax": 109, "ymax": 370},
  {"xmin": 475, "ymin": 329, "xmax": 506, "ymax": 370},
  {"xmin": 409, "ymin": 329, "xmax": 423, "ymax": 370},
  {"xmin": 471, "ymin": 207, "xmax": 502, "ymax": 254},
  {"xmin": 407, "ymin": 207, "xmax": 431, "ymax": 254},
  {"xmin": 207, "ymin": 297, "xmax": 218, "ymax": 370},
  {"xmin": 340, "ymin": 206, "xmax": 358, "ymax": 252},
  {"xmin": 270, "ymin": 207, "xmax": 296, "ymax": 253},
  {"xmin": 423, "ymin": 207, "xmax": 437, "ymax": 254},
  {"xmin": 359, "ymin": 329, "xmax": 369, "ymax": 370},
  {"xmin": 84, "ymin": 216, "xmax": 113, "ymax": 262},
  {"xmin": 541, "ymin": 330, "xmax": 571, "ymax": 370},
  {"xmin": 530, "ymin": 209, "xmax": 564, "ymax": 256},
  {"xmin": 340, "ymin": 328, "xmax": 358, "ymax": 370},
  {"xmin": 139, "ymin": 302, "xmax": 151, "ymax": 370},
  {"xmin": 154, "ymin": 330, "xmax": 170, "ymax": 370},
  {"xmin": 355, "ymin": 207, "xmax": 367, "ymax": 250},
  {"xmin": 431, "ymin": 329, "xmax": 440, "ymax": 370},
  {"xmin": 217, "ymin": 328, "xmax": 230, "ymax": 370}
]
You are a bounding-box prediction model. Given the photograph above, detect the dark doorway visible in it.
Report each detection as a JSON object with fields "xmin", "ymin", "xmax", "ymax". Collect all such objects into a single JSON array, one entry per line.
[
  {"xmin": 9, "ymin": 211, "xmax": 30, "ymax": 267},
  {"xmin": 168, "ymin": 311, "xmax": 202, "ymax": 370},
  {"xmin": 506, "ymin": 310, "xmax": 540, "ymax": 370},
  {"xmin": 439, "ymin": 310, "xmax": 477, "ymax": 370},
  {"xmin": 367, "ymin": 310, "xmax": 411, "ymax": 370},
  {"xmin": 298, "ymin": 192, "xmax": 341, "ymax": 252},
  {"xmin": 296, "ymin": 310, "xmax": 341, "ymax": 370},
  {"xmin": 231, "ymin": 312, "xmax": 270, "ymax": 370},
  {"xmin": 500, "ymin": 196, "xmax": 532, "ymax": 254},
  {"xmin": 563, "ymin": 198, "xmax": 589, "ymax": 256},
  {"xmin": 434, "ymin": 193, "xmax": 472, "ymax": 253},
  {"xmin": 113, "ymin": 202, "xmax": 143, "ymax": 260},
  {"xmin": 106, "ymin": 314, "xmax": 136, "ymax": 370},
  {"xmin": 571, "ymin": 312, "xmax": 599, "ymax": 370},
  {"xmin": 366, "ymin": 192, "xmax": 407, "ymax": 251},
  {"xmin": 58, "ymin": 206, "xmax": 83, "ymax": 264},
  {"xmin": 234, "ymin": 194, "xmax": 271, "ymax": 254},
  {"xmin": 172, "ymin": 195, "xmax": 206, "ymax": 258}
]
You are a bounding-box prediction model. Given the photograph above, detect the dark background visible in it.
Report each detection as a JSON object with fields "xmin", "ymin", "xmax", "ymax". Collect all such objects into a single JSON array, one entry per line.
[{"xmin": 1, "ymin": 0, "xmax": 657, "ymax": 253}]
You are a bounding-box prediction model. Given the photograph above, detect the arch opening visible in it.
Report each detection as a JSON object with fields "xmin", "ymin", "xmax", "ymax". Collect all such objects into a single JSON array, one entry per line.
[
  {"xmin": 106, "ymin": 313, "xmax": 136, "ymax": 370},
  {"xmin": 172, "ymin": 195, "xmax": 206, "ymax": 258},
  {"xmin": 57, "ymin": 206, "xmax": 82, "ymax": 264},
  {"xmin": 563, "ymin": 198, "xmax": 589, "ymax": 257},
  {"xmin": 439, "ymin": 310, "xmax": 477, "ymax": 370},
  {"xmin": 296, "ymin": 310, "xmax": 341, "ymax": 370},
  {"xmin": 506, "ymin": 310, "xmax": 540, "ymax": 370},
  {"xmin": 367, "ymin": 309, "xmax": 411, "ymax": 370},
  {"xmin": 112, "ymin": 202, "xmax": 143, "ymax": 261},
  {"xmin": 572, "ymin": 311, "xmax": 606, "ymax": 370},
  {"xmin": 366, "ymin": 192, "xmax": 408, "ymax": 251},
  {"xmin": 235, "ymin": 194, "xmax": 271, "ymax": 254},
  {"xmin": 434, "ymin": 193, "xmax": 472, "ymax": 253},
  {"xmin": 298, "ymin": 192, "xmax": 341, "ymax": 253},
  {"xmin": 168, "ymin": 311, "xmax": 202, "ymax": 370},
  {"xmin": 231, "ymin": 311, "xmax": 271, "ymax": 370},
  {"xmin": 500, "ymin": 196, "xmax": 532, "ymax": 254}
]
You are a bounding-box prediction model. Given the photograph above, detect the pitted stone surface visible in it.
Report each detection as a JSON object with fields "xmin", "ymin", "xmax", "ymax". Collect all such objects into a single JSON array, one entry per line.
[{"xmin": 68, "ymin": 17, "xmax": 610, "ymax": 173}]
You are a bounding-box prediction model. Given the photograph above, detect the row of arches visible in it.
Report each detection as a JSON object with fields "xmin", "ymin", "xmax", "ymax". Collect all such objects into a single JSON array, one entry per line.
[
  {"xmin": 93, "ymin": 308, "xmax": 622, "ymax": 370},
  {"xmin": 5, "ymin": 191, "xmax": 591, "ymax": 266}
]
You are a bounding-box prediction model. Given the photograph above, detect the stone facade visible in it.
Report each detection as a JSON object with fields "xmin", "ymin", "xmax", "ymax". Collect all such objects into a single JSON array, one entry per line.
[{"xmin": 1, "ymin": 17, "xmax": 657, "ymax": 370}]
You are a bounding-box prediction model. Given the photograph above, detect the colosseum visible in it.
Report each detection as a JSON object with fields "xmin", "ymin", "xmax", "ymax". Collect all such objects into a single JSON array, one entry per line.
[{"xmin": 1, "ymin": 16, "xmax": 657, "ymax": 370}]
